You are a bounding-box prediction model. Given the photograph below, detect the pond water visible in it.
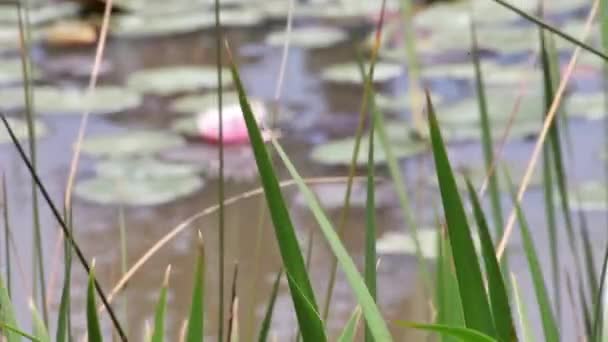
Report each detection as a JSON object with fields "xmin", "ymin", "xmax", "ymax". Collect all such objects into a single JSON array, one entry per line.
[{"xmin": 1, "ymin": 0, "xmax": 607, "ymax": 341}]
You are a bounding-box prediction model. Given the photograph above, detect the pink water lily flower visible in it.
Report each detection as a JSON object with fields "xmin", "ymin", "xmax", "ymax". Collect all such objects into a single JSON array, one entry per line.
[{"xmin": 196, "ymin": 100, "xmax": 271, "ymax": 145}]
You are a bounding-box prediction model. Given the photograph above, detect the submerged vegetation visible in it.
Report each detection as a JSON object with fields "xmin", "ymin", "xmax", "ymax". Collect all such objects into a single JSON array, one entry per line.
[{"xmin": 1, "ymin": 0, "xmax": 608, "ymax": 341}]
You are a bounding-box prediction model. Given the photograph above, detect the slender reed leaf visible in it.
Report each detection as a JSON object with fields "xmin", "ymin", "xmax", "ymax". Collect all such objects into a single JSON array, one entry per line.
[
  {"xmin": 466, "ymin": 180, "xmax": 516, "ymax": 342},
  {"xmin": 186, "ymin": 232, "xmax": 205, "ymax": 342},
  {"xmin": 510, "ymin": 274, "xmax": 534, "ymax": 342},
  {"xmin": 56, "ymin": 249, "xmax": 71, "ymax": 342},
  {"xmin": 118, "ymin": 205, "xmax": 128, "ymax": 334},
  {"xmin": 435, "ymin": 226, "xmax": 464, "ymax": 341},
  {"xmin": 0, "ymin": 274, "xmax": 18, "ymax": 342},
  {"xmin": 364, "ymin": 110, "xmax": 376, "ymax": 342},
  {"xmin": 87, "ymin": 264, "xmax": 103, "ymax": 342},
  {"xmin": 505, "ymin": 169, "xmax": 559, "ymax": 342},
  {"xmin": 227, "ymin": 263, "xmax": 238, "ymax": 342},
  {"xmin": 337, "ymin": 307, "xmax": 362, "ymax": 342},
  {"xmin": 2, "ymin": 175, "xmax": 10, "ymax": 298},
  {"xmin": 426, "ymin": 92, "xmax": 496, "ymax": 338},
  {"xmin": 258, "ymin": 270, "xmax": 282, "ymax": 342},
  {"xmin": 401, "ymin": 322, "xmax": 497, "ymax": 342},
  {"xmin": 30, "ymin": 300, "xmax": 50, "ymax": 342},
  {"xmin": 0, "ymin": 322, "xmax": 40, "ymax": 342},
  {"xmin": 227, "ymin": 46, "xmax": 326, "ymax": 341},
  {"xmin": 593, "ymin": 241, "xmax": 608, "ymax": 341},
  {"xmin": 151, "ymin": 266, "xmax": 171, "ymax": 342}
]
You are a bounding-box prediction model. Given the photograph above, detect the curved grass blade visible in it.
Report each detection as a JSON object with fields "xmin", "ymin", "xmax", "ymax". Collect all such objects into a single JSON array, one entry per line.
[
  {"xmin": 466, "ymin": 180, "xmax": 517, "ymax": 342},
  {"xmin": 436, "ymin": 226, "xmax": 464, "ymax": 341},
  {"xmin": 87, "ymin": 265, "xmax": 103, "ymax": 342},
  {"xmin": 226, "ymin": 45, "xmax": 326, "ymax": 342},
  {"xmin": 227, "ymin": 263, "xmax": 239, "ymax": 342},
  {"xmin": 0, "ymin": 322, "xmax": 40, "ymax": 342},
  {"xmin": 504, "ymin": 169, "xmax": 559, "ymax": 342},
  {"xmin": 56, "ymin": 256, "xmax": 71, "ymax": 342},
  {"xmin": 510, "ymin": 274, "xmax": 534, "ymax": 342},
  {"xmin": 0, "ymin": 275, "xmax": 19, "ymax": 342},
  {"xmin": 400, "ymin": 322, "xmax": 497, "ymax": 342},
  {"xmin": 592, "ymin": 241, "xmax": 608, "ymax": 340},
  {"xmin": 258, "ymin": 270, "xmax": 282, "ymax": 342},
  {"xmin": 186, "ymin": 232, "xmax": 205, "ymax": 342},
  {"xmin": 364, "ymin": 112, "xmax": 377, "ymax": 342},
  {"xmin": 30, "ymin": 300, "xmax": 50, "ymax": 342},
  {"xmin": 152, "ymin": 266, "xmax": 171, "ymax": 342},
  {"xmin": 2, "ymin": 175, "xmax": 11, "ymax": 298},
  {"xmin": 426, "ymin": 92, "xmax": 496, "ymax": 338},
  {"xmin": 337, "ymin": 307, "xmax": 362, "ymax": 342}
]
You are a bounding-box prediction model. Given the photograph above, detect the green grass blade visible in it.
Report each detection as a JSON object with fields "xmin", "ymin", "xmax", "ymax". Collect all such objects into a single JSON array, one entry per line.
[
  {"xmin": 258, "ymin": 270, "xmax": 282, "ymax": 342},
  {"xmin": 55, "ymin": 255, "xmax": 71, "ymax": 342},
  {"xmin": 510, "ymin": 274, "xmax": 534, "ymax": 342},
  {"xmin": 505, "ymin": 169, "xmax": 559, "ymax": 342},
  {"xmin": 426, "ymin": 92, "xmax": 496, "ymax": 338},
  {"xmin": 469, "ymin": 18, "xmax": 504, "ymax": 247},
  {"xmin": 436, "ymin": 228, "xmax": 465, "ymax": 340},
  {"xmin": 364, "ymin": 110, "xmax": 377, "ymax": 342},
  {"xmin": 466, "ymin": 181, "xmax": 516, "ymax": 342},
  {"xmin": 401, "ymin": 322, "xmax": 497, "ymax": 342},
  {"xmin": 152, "ymin": 266, "xmax": 171, "ymax": 342},
  {"xmin": 30, "ymin": 301, "xmax": 50, "ymax": 342},
  {"xmin": 186, "ymin": 233, "xmax": 205, "ymax": 342},
  {"xmin": 593, "ymin": 243, "xmax": 608, "ymax": 341},
  {"xmin": 227, "ymin": 263, "xmax": 239, "ymax": 342},
  {"xmin": 337, "ymin": 307, "xmax": 362, "ymax": 342},
  {"xmin": 87, "ymin": 265, "xmax": 103, "ymax": 342},
  {"xmin": 0, "ymin": 274, "xmax": 19, "ymax": 342},
  {"xmin": 489, "ymin": 0, "xmax": 608, "ymax": 61},
  {"xmin": 0, "ymin": 322, "xmax": 40, "ymax": 342},
  {"xmin": 1, "ymin": 175, "xmax": 10, "ymax": 299},
  {"xmin": 227, "ymin": 48, "xmax": 326, "ymax": 341}
]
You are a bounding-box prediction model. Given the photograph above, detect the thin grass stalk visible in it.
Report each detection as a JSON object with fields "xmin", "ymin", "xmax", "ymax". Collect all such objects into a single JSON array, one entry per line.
[
  {"xmin": 227, "ymin": 263, "xmax": 239, "ymax": 342},
  {"xmin": 600, "ymin": 0, "xmax": 608, "ymax": 245},
  {"xmin": 364, "ymin": 110, "xmax": 376, "ymax": 342},
  {"xmin": 118, "ymin": 206, "xmax": 128, "ymax": 334},
  {"xmin": 246, "ymin": 201, "xmax": 266, "ymax": 340},
  {"xmin": 511, "ymin": 274, "xmax": 534, "ymax": 342},
  {"xmin": 16, "ymin": 0, "xmax": 47, "ymax": 324},
  {"xmin": 592, "ymin": 241, "xmax": 608, "ymax": 340},
  {"xmin": 2, "ymin": 175, "xmax": 10, "ymax": 298},
  {"xmin": 0, "ymin": 115, "xmax": 127, "ymax": 340},
  {"xmin": 213, "ymin": 0, "xmax": 226, "ymax": 340},
  {"xmin": 322, "ymin": 1, "xmax": 387, "ymax": 320},
  {"xmin": 258, "ymin": 270, "xmax": 282, "ymax": 342}
]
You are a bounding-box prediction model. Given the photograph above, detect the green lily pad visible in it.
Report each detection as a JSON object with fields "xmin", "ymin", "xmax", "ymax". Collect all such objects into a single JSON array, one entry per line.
[
  {"xmin": 321, "ymin": 62, "xmax": 403, "ymax": 85},
  {"xmin": 376, "ymin": 229, "xmax": 481, "ymax": 259},
  {"xmin": 375, "ymin": 93, "xmax": 444, "ymax": 112},
  {"xmin": 429, "ymin": 164, "xmax": 543, "ymax": 192},
  {"xmin": 565, "ymin": 92, "xmax": 606, "ymax": 120},
  {"xmin": 75, "ymin": 174, "xmax": 204, "ymax": 206},
  {"xmin": 80, "ymin": 131, "xmax": 186, "ymax": 158},
  {"xmin": 95, "ymin": 158, "xmax": 203, "ymax": 179},
  {"xmin": 0, "ymin": 58, "xmax": 43, "ymax": 85},
  {"xmin": 310, "ymin": 123, "xmax": 427, "ymax": 166},
  {"xmin": 127, "ymin": 66, "xmax": 232, "ymax": 95},
  {"xmin": 171, "ymin": 116, "xmax": 199, "ymax": 137},
  {"xmin": 0, "ymin": 86, "xmax": 141, "ymax": 115},
  {"xmin": 422, "ymin": 61, "xmax": 543, "ymax": 86},
  {"xmin": 545, "ymin": 0, "xmax": 591, "ymax": 14},
  {"xmin": 265, "ymin": 26, "xmax": 348, "ymax": 49},
  {"xmin": 0, "ymin": 2, "xmax": 81, "ymax": 26},
  {"xmin": 417, "ymin": 120, "xmax": 540, "ymax": 143},
  {"xmin": 561, "ymin": 181, "xmax": 608, "ymax": 211},
  {"xmin": 108, "ymin": 12, "xmax": 216, "ymax": 38},
  {"xmin": 110, "ymin": 0, "xmax": 209, "ymax": 14},
  {"xmin": 0, "ymin": 117, "xmax": 46, "ymax": 144},
  {"xmin": 170, "ymin": 91, "xmax": 241, "ymax": 114},
  {"xmin": 292, "ymin": 181, "xmax": 398, "ymax": 210}
]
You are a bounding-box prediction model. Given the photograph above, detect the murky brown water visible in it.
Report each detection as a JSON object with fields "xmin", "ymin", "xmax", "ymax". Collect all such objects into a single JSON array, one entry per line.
[{"xmin": 2, "ymin": 5, "xmax": 607, "ymax": 341}]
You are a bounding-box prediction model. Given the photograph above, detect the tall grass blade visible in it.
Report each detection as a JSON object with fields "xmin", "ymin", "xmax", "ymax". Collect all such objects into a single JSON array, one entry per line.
[
  {"xmin": 466, "ymin": 180, "xmax": 516, "ymax": 342},
  {"xmin": 87, "ymin": 264, "xmax": 103, "ymax": 342},
  {"xmin": 186, "ymin": 232, "xmax": 205, "ymax": 342},
  {"xmin": 227, "ymin": 263, "xmax": 239, "ymax": 342},
  {"xmin": 401, "ymin": 322, "xmax": 497, "ymax": 342},
  {"xmin": 0, "ymin": 274, "xmax": 19, "ymax": 342},
  {"xmin": 510, "ymin": 274, "xmax": 534, "ymax": 342},
  {"xmin": 258, "ymin": 270, "xmax": 282, "ymax": 342},
  {"xmin": 118, "ymin": 205, "xmax": 128, "ymax": 334},
  {"xmin": 364, "ymin": 109, "xmax": 377, "ymax": 342},
  {"xmin": 30, "ymin": 300, "xmax": 50, "ymax": 342},
  {"xmin": 337, "ymin": 307, "xmax": 362, "ymax": 342},
  {"xmin": 592, "ymin": 242, "xmax": 608, "ymax": 341},
  {"xmin": 469, "ymin": 19, "xmax": 505, "ymax": 249},
  {"xmin": 426, "ymin": 92, "xmax": 496, "ymax": 338},
  {"xmin": 505, "ymin": 169, "xmax": 559, "ymax": 341},
  {"xmin": 151, "ymin": 266, "xmax": 171, "ymax": 342},
  {"xmin": 2, "ymin": 175, "xmax": 11, "ymax": 298},
  {"xmin": 435, "ymin": 227, "xmax": 464, "ymax": 340},
  {"xmin": 489, "ymin": 0, "xmax": 608, "ymax": 60},
  {"xmin": 55, "ymin": 248, "xmax": 71, "ymax": 342},
  {"xmin": 226, "ymin": 46, "xmax": 326, "ymax": 341},
  {"xmin": 0, "ymin": 322, "xmax": 40, "ymax": 342}
]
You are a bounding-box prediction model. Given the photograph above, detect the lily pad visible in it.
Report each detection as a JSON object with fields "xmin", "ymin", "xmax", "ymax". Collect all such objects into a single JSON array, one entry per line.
[
  {"xmin": 127, "ymin": 66, "xmax": 232, "ymax": 95},
  {"xmin": 108, "ymin": 12, "xmax": 216, "ymax": 38},
  {"xmin": 170, "ymin": 91, "xmax": 241, "ymax": 114},
  {"xmin": 0, "ymin": 86, "xmax": 142, "ymax": 115},
  {"xmin": 429, "ymin": 164, "xmax": 543, "ymax": 192},
  {"xmin": 292, "ymin": 181, "xmax": 398, "ymax": 210},
  {"xmin": 80, "ymin": 131, "xmax": 186, "ymax": 158},
  {"xmin": 561, "ymin": 181, "xmax": 608, "ymax": 211},
  {"xmin": 422, "ymin": 61, "xmax": 543, "ymax": 86},
  {"xmin": 265, "ymin": 26, "xmax": 348, "ymax": 49},
  {"xmin": 375, "ymin": 93, "xmax": 444, "ymax": 113},
  {"xmin": 565, "ymin": 92, "xmax": 606, "ymax": 120},
  {"xmin": 310, "ymin": 123, "xmax": 427, "ymax": 166},
  {"xmin": 74, "ymin": 175, "xmax": 204, "ymax": 206},
  {"xmin": 376, "ymin": 229, "xmax": 481, "ymax": 259},
  {"xmin": 321, "ymin": 62, "xmax": 403, "ymax": 85},
  {"xmin": 0, "ymin": 58, "xmax": 43, "ymax": 85},
  {"xmin": 0, "ymin": 117, "xmax": 46, "ymax": 144},
  {"xmin": 0, "ymin": 2, "xmax": 81, "ymax": 26},
  {"xmin": 95, "ymin": 158, "xmax": 203, "ymax": 179}
]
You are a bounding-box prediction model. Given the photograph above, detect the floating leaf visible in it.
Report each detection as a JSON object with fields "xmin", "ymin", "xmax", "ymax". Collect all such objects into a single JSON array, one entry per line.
[
  {"xmin": 0, "ymin": 117, "xmax": 46, "ymax": 144},
  {"xmin": 75, "ymin": 174, "xmax": 204, "ymax": 206},
  {"xmin": 0, "ymin": 58, "xmax": 42, "ymax": 85},
  {"xmin": 321, "ymin": 62, "xmax": 403, "ymax": 85},
  {"xmin": 422, "ymin": 61, "xmax": 543, "ymax": 86},
  {"xmin": 375, "ymin": 93, "xmax": 444, "ymax": 112},
  {"xmin": 558, "ymin": 181, "xmax": 608, "ymax": 211},
  {"xmin": 565, "ymin": 92, "xmax": 606, "ymax": 120},
  {"xmin": 170, "ymin": 91, "xmax": 241, "ymax": 114},
  {"xmin": 108, "ymin": 12, "xmax": 215, "ymax": 38},
  {"xmin": 292, "ymin": 182, "xmax": 397, "ymax": 210},
  {"xmin": 265, "ymin": 26, "xmax": 348, "ymax": 49},
  {"xmin": 0, "ymin": 86, "xmax": 141, "ymax": 115},
  {"xmin": 429, "ymin": 164, "xmax": 543, "ymax": 192},
  {"xmin": 376, "ymin": 229, "xmax": 481, "ymax": 259},
  {"xmin": 0, "ymin": 2, "xmax": 81, "ymax": 26},
  {"xmin": 95, "ymin": 158, "xmax": 203, "ymax": 179},
  {"xmin": 127, "ymin": 66, "xmax": 232, "ymax": 95},
  {"xmin": 80, "ymin": 131, "xmax": 186, "ymax": 158}
]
